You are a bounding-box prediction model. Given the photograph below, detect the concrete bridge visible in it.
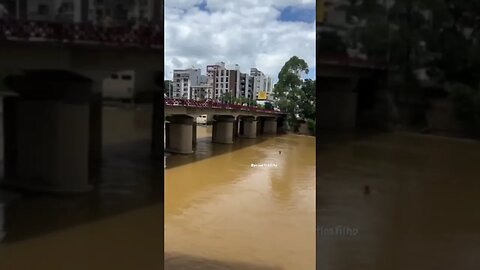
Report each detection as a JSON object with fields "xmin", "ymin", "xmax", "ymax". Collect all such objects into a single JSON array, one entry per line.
[
  {"xmin": 317, "ymin": 54, "xmax": 387, "ymax": 130},
  {"xmin": 0, "ymin": 18, "xmax": 164, "ymax": 193},
  {"xmin": 0, "ymin": 18, "xmax": 287, "ymax": 193},
  {"xmin": 164, "ymin": 98, "xmax": 287, "ymax": 154}
]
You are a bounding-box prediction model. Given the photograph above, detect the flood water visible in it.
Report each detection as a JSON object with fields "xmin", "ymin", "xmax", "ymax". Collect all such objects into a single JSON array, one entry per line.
[
  {"xmin": 164, "ymin": 127, "xmax": 316, "ymax": 270},
  {"xmin": 0, "ymin": 103, "xmax": 478, "ymax": 270},
  {"xmin": 0, "ymin": 105, "xmax": 163, "ymax": 270},
  {"xmin": 317, "ymin": 132, "xmax": 480, "ymax": 270}
]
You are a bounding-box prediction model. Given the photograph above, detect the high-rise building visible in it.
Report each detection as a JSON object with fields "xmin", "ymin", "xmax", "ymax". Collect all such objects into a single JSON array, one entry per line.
[
  {"xmin": 206, "ymin": 62, "xmax": 241, "ymax": 100},
  {"xmin": 172, "ymin": 68, "xmax": 201, "ymax": 99},
  {"xmin": 239, "ymin": 73, "xmax": 254, "ymax": 100},
  {"xmin": 250, "ymin": 68, "xmax": 272, "ymax": 100},
  {"xmin": 170, "ymin": 63, "xmax": 272, "ymax": 101}
]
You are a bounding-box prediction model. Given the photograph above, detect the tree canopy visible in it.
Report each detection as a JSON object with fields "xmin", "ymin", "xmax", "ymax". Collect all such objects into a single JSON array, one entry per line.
[
  {"xmin": 273, "ymin": 56, "xmax": 315, "ymax": 130},
  {"xmin": 339, "ymin": 0, "xmax": 480, "ymax": 133}
]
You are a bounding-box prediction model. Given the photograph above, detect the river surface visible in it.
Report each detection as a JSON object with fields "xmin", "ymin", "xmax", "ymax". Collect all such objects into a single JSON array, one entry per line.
[
  {"xmin": 0, "ymin": 104, "xmax": 479, "ymax": 269},
  {"xmin": 317, "ymin": 132, "xmax": 480, "ymax": 270},
  {"xmin": 164, "ymin": 126, "xmax": 316, "ymax": 270},
  {"xmin": 0, "ymin": 105, "xmax": 163, "ymax": 270}
]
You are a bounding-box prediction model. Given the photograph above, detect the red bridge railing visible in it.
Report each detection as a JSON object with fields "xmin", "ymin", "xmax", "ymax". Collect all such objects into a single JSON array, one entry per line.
[
  {"xmin": 0, "ymin": 19, "xmax": 162, "ymax": 49},
  {"xmin": 165, "ymin": 98, "xmax": 285, "ymax": 114}
]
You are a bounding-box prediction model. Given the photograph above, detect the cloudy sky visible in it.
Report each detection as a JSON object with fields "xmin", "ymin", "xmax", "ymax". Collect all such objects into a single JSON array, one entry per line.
[{"xmin": 164, "ymin": 0, "xmax": 316, "ymax": 82}]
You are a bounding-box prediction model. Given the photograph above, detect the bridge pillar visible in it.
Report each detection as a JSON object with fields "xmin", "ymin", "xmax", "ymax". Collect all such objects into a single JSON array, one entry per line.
[
  {"xmin": 239, "ymin": 117, "xmax": 257, "ymax": 139},
  {"xmin": 89, "ymin": 91, "xmax": 102, "ymax": 181},
  {"xmin": 277, "ymin": 117, "xmax": 288, "ymax": 134},
  {"xmin": 2, "ymin": 71, "xmax": 95, "ymax": 193},
  {"xmin": 212, "ymin": 115, "xmax": 235, "ymax": 144},
  {"xmin": 263, "ymin": 117, "xmax": 278, "ymax": 134},
  {"xmin": 233, "ymin": 118, "xmax": 239, "ymax": 140},
  {"xmin": 257, "ymin": 117, "xmax": 264, "ymax": 136},
  {"xmin": 165, "ymin": 115, "xmax": 194, "ymax": 154},
  {"xmin": 192, "ymin": 120, "xmax": 197, "ymax": 149}
]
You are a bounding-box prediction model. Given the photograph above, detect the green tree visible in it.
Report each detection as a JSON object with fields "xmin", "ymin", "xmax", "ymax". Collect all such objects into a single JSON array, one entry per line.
[
  {"xmin": 163, "ymin": 80, "xmax": 172, "ymax": 97},
  {"xmin": 264, "ymin": 102, "xmax": 274, "ymax": 110},
  {"xmin": 220, "ymin": 92, "xmax": 234, "ymax": 103},
  {"xmin": 299, "ymin": 79, "xmax": 316, "ymax": 120},
  {"xmin": 273, "ymin": 56, "xmax": 313, "ymax": 130},
  {"xmin": 339, "ymin": 0, "xmax": 480, "ymax": 133}
]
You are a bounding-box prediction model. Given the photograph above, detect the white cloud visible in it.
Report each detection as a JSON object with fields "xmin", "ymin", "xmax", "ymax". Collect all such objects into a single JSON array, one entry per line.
[{"xmin": 164, "ymin": 1, "xmax": 316, "ymax": 82}]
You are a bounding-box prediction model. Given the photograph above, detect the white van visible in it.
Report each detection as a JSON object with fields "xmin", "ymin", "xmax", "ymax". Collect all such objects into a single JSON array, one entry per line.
[{"xmin": 196, "ymin": 114, "xmax": 208, "ymax": 125}]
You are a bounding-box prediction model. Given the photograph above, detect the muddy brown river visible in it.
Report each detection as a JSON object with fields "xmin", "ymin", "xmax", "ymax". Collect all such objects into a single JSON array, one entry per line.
[
  {"xmin": 165, "ymin": 126, "xmax": 316, "ymax": 270},
  {"xmin": 0, "ymin": 105, "xmax": 479, "ymax": 269},
  {"xmin": 317, "ymin": 132, "xmax": 480, "ymax": 270}
]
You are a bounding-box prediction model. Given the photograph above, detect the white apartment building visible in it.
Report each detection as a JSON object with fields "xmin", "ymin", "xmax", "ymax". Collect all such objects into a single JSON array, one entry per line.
[
  {"xmin": 172, "ymin": 68, "xmax": 201, "ymax": 99},
  {"xmin": 250, "ymin": 68, "xmax": 272, "ymax": 100},
  {"xmin": 191, "ymin": 84, "xmax": 213, "ymax": 100},
  {"xmin": 170, "ymin": 63, "xmax": 271, "ymax": 101},
  {"xmin": 206, "ymin": 62, "xmax": 240, "ymax": 100}
]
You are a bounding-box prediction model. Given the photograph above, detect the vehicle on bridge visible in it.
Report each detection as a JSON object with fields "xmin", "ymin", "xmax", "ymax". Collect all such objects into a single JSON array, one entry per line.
[
  {"xmin": 196, "ymin": 114, "xmax": 208, "ymax": 125},
  {"xmin": 102, "ymin": 70, "xmax": 159, "ymax": 102}
]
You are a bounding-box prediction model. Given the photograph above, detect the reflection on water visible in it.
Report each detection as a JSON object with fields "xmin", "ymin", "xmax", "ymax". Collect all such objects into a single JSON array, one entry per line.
[
  {"xmin": 165, "ymin": 128, "xmax": 316, "ymax": 270},
  {"xmin": 317, "ymin": 132, "xmax": 480, "ymax": 270}
]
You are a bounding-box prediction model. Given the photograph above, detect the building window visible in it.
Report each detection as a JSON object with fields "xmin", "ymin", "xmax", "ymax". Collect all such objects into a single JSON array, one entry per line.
[
  {"xmin": 121, "ymin": 75, "xmax": 133, "ymax": 80},
  {"xmin": 111, "ymin": 74, "xmax": 119, "ymax": 79}
]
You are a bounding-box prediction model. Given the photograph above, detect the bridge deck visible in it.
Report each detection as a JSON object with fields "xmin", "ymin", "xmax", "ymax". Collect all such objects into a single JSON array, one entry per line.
[
  {"xmin": 165, "ymin": 98, "xmax": 285, "ymax": 115},
  {"xmin": 0, "ymin": 19, "xmax": 162, "ymax": 50}
]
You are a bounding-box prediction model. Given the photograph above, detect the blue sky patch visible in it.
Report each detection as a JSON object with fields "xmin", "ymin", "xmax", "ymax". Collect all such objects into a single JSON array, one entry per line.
[
  {"xmin": 196, "ymin": 0, "xmax": 209, "ymax": 12},
  {"xmin": 279, "ymin": 6, "xmax": 316, "ymax": 23},
  {"xmin": 306, "ymin": 67, "xmax": 316, "ymax": 80}
]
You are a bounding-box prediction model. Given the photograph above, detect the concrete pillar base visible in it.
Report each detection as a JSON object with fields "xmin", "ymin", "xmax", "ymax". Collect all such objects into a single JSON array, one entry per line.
[
  {"xmin": 263, "ymin": 118, "xmax": 278, "ymax": 134},
  {"xmin": 233, "ymin": 119, "xmax": 239, "ymax": 140},
  {"xmin": 2, "ymin": 98, "xmax": 92, "ymax": 193},
  {"xmin": 2, "ymin": 71, "xmax": 95, "ymax": 193},
  {"xmin": 239, "ymin": 118, "xmax": 257, "ymax": 139},
  {"xmin": 166, "ymin": 115, "xmax": 194, "ymax": 154},
  {"xmin": 212, "ymin": 115, "xmax": 235, "ymax": 144}
]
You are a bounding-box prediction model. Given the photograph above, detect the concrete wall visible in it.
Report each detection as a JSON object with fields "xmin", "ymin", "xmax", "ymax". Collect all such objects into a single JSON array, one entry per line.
[{"xmin": 318, "ymin": 91, "xmax": 357, "ymax": 130}]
